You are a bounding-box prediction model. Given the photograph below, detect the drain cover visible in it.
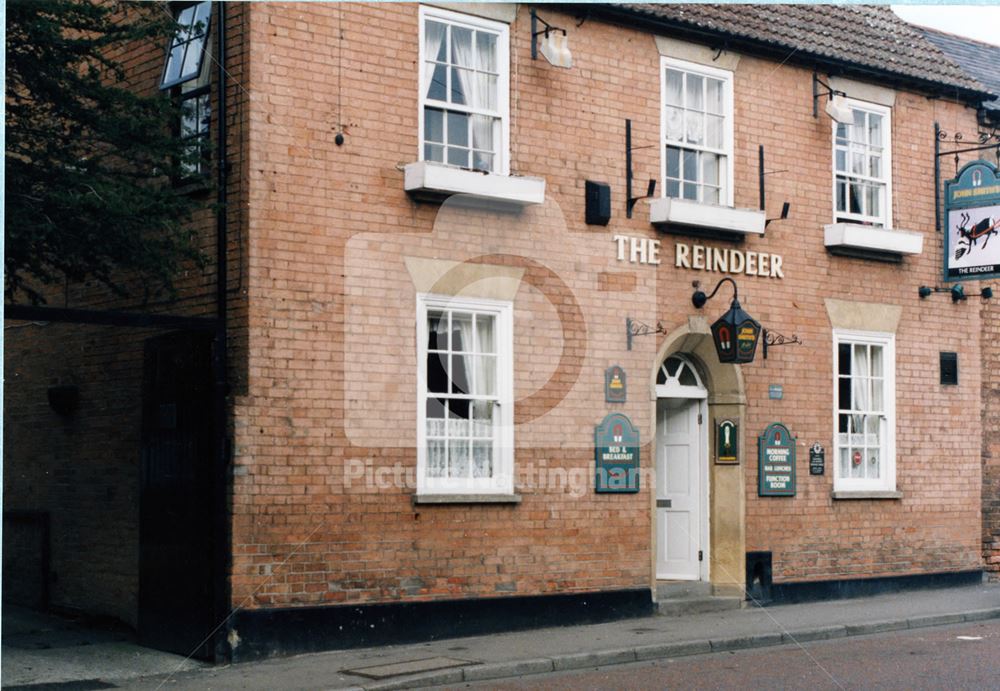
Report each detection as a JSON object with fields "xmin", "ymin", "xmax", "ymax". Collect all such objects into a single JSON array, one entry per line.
[{"xmin": 342, "ymin": 656, "xmax": 474, "ymax": 679}]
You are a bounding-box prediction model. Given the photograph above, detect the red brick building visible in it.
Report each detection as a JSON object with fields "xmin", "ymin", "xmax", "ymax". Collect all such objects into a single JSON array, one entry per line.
[{"xmin": 5, "ymin": 3, "xmax": 999, "ymax": 662}]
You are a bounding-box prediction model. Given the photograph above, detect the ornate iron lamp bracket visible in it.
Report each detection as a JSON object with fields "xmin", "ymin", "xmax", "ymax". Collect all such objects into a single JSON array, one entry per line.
[
  {"xmin": 626, "ymin": 317, "xmax": 665, "ymax": 351},
  {"xmin": 934, "ymin": 123, "xmax": 1000, "ymax": 232},
  {"xmin": 762, "ymin": 329, "xmax": 802, "ymax": 360}
]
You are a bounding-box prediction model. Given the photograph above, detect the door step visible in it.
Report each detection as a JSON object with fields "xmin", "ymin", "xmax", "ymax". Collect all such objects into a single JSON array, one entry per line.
[
  {"xmin": 657, "ymin": 595, "xmax": 742, "ymax": 616},
  {"xmin": 656, "ymin": 581, "xmax": 742, "ymax": 616}
]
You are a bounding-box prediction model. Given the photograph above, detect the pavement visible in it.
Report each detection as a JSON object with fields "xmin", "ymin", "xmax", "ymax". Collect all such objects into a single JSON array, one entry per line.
[{"xmin": 4, "ymin": 583, "xmax": 999, "ymax": 690}]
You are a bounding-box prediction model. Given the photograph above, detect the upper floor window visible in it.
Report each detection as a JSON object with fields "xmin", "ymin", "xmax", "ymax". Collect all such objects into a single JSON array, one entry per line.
[
  {"xmin": 661, "ymin": 57, "xmax": 733, "ymax": 206},
  {"xmin": 160, "ymin": 1, "xmax": 212, "ymax": 90},
  {"xmin": 834, "ymin": 100, "xmax": 892, "ymax": 227},
  {"xmin": 834, "ymin": 330, "xmax": 896, "ymax": 492},
  {"xmin": 419, "ymin": 7, "xmax": 509, "ymax": 175}
]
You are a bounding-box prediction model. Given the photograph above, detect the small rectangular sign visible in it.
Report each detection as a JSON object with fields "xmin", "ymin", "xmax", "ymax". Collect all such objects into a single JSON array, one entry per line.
[
  {"xmin": 595, "ymin": 413, "xmax": 640, "ymax": 493},
  {"xmin": 605, "ymin": 365, "xmax": 627, "ymax": 403},
  {"xmin": 758, "ymin": 423, "xmax": 796, "ymax": 496},
  {"xmin": 809, "ymin": 443, "xmax": 825, "ymax": 476},
  {"xmin": 716, "ymin": 419, "xmax": 738, "ymax": 464},
  {"xmin": 768, "ymin": 384, "xmax": 783, "ymax": 400}
]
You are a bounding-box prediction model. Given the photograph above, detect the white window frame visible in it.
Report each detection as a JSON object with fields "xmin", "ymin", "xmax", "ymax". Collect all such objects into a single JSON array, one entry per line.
[
  {"xmin": 660, "ymin": 56, "xmax": 734, "ymax": 207},
  {"xmin": 418, "ymin": 6, "xmax": 511, "ymax": 175},
  {"xmin": 832, "ymin": 329, "xmax": 896, "ymax": 493},
  {"xmin": 416, "ymin": 293, "xmax": 514, "ymax": 495},
  {"xmin": 831, "ymin": 98, "xmax": 893, "ymax": 228}
]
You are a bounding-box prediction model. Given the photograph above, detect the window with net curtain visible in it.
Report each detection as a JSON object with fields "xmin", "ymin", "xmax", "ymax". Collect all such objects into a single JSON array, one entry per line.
[
  {"xmin": 835, "ymin": 332, "xmax": 895, "ymax": 491},
  {"xmin": 418, "ymin": 296, "xmax": 513, "ymax": 493},
  {"xmin": 834, "ymin": 102, "xmax": 891, "ymax": 227},
  {"xmin": 421, "ymin": 10, "xmax": 506, "ymax": 174},
  {"xmin": 662, "ymin": 59, "xmax": 732, "ymax": 206}
]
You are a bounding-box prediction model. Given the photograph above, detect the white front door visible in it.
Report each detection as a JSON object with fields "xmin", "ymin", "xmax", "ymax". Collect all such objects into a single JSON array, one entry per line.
[{"xmin": 656, "ymin": 397, "xmax": 705, "ymax": 580}]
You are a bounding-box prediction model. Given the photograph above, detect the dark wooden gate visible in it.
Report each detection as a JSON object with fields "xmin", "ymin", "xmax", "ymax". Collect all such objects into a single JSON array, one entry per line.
[{"xmin": 139, "ymin": 331, "xmax": 216, "ymax": 659}]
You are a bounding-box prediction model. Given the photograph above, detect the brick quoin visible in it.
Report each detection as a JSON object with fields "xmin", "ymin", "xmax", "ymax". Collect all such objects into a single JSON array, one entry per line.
[{"xmin": 4, "ymin": 2, "xmax": 995, "ymax": 645}]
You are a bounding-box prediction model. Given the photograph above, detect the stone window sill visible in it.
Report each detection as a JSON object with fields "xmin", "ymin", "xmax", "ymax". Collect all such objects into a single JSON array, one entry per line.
[
  {"xmin": 649, "ymin": 197, "xmax": 766, "ymax": 241},
  {"xmin": 412, "ymin": 493, "xmax": 522, "ymax": 505},
  {"xmin": 831, "ymin": 490, "xmax": 903, "ymax": 500},
  {"xmin": 404, "ymin": 161, "xmax": 545, "ymax": 207},
  {"xmin": 824, "ymin": 222, "xmax": 923, "ymax": 262}
]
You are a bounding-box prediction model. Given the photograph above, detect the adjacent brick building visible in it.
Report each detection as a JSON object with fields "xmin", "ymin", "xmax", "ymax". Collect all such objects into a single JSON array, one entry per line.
[{"xmin": 5, "ymin": 3, "xmax": 999, "ymax": 661}]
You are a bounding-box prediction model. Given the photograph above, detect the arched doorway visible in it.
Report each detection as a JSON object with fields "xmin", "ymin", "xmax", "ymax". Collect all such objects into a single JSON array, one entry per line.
[
  {"xmin": 651, "ymin": 319, "xmax": 747, "ymax": 597},
  {"xmin": 655, "ymin": 356, "xmax": 708, "ymax": 580}
]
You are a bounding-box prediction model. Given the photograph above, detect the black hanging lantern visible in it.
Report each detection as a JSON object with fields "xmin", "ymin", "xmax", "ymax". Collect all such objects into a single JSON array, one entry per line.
[{"xmin": 692, "ymin": 278, "xmax": 761, "ymax": 364}]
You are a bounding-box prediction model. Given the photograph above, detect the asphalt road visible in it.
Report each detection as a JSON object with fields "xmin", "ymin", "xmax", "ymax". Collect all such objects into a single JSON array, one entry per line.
[{"xmin": 445, "ymin": 621, "xmax": 1000, "ymax": 690}]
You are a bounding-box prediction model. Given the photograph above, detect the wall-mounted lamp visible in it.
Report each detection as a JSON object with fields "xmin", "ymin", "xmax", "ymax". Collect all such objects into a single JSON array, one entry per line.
[
  {"xmin": 692, "ymin": 278, "xmax": 761, "ymax": 364},
  {"xmin": 918, "ymin": 284, "xmax": 993, "ymax": 302},
  {"xmin": 531, "ymin": 10, "xmax": 572, "ymax": 68},
  {"xmin": 813, "ymin": 73, "xmax": 852, "ymax": 125}
]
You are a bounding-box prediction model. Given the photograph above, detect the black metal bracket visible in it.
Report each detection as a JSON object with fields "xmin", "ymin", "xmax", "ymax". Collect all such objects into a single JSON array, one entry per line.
[
  {"xmin": 812, "ymin": 72, "xmax": 846, "ymax": 118},
  {"xmin": 626, "ymin": 119, "xmax": 657, "ymax": 218},
  {"xmin": 762, "ymin": 329, "xmax": 802, "ymax": 359},
  {"xmin": 691, "ymin": 277, "xmax": 738, "ymax": 309},
  {"xmin": 530, "ymin": 9, "xmax": 566, "ymax": 60},
  {"xmin": 626, "ymin": 317, "xmax": 665, "ymax": 351},
  {"xmin": 758, "ymin": 145, "xmax": 790, "ymax": 225},
  {"xmin": 934, "ymin": 122, "xmax": 1000, "ymax": 232}
]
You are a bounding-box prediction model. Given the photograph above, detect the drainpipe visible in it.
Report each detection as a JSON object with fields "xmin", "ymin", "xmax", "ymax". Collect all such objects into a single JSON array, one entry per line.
[{"xmin": 212, "ymin": 0, "xmax": 231, "ymax": 663}]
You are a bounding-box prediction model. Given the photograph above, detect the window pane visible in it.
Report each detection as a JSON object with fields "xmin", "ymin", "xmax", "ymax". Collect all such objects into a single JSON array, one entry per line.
[
  {"xmin": 866, "ymin": 184, "xmax": 880, "ymax": 218},
  {"xmin": 871, "ymin": 345, "xmax": 884, "ymax": 377},
  {"xmin": 836, "ymin": 123, "xmax": 848, "ymax": 142},
  {"xmin": 683, "ymin": 182, "xmax": 698, "ymax": 200},
  {"xmin": 164, "ymin": 44, "xmax": 185, "ymax": 84},
  {"xmin": 838, "ymin": 343, "xmax": 851, "ymax": 376},
  {"xmin": 451, "ymin": 26, "xmax": 473, "ymax": 66},
  {"xmin": 685, "ymin": 112, "xmax": 704, "ymax": 145},
  {"xmin": 425, "ymin": 143, "xmax": 444, "ymax": 163},
  {"xmin": 706, "ymin": 114, "xmax": 723, "ymax": 149},
  {"xmin": 477, "ymin": 74, "xmax": 498, "ymax": 111},
  {"xmin": 851, "ymin": 110, "xmax": 865, "ymax": 142},
  {"xmin": 665, "ymin": 69, "xmax": 683, "ymax": 106},
  {"xmin": 450, "ymin": 354, "xmax": 471, "ymax": 395},
  {"xmin": 427, "ymin": 352, "xmax": 449, "ymax": 393},
  {"xmin": 181, "ymin": 37, "xmax": 204, "ymax": 77},
  {"xmin": 451, "ymin": 312, "xmax": 473, "ymax": 350},
  {"xmin": 469, "ymin": 355, "xmax": 496, "ymax": 396},
  {"xmin": 449, "ymin": 401, "xmax": 470, "ymax": 436},
  {"xmin": 706, "ymin": 79, "xmax": 723, "ymax": 114},
  {"xmin": 868, "ymin": 113, "xmax": 883, "ymax": 147},
  {"xmin": 682, "ymin": 150, "xmax": 699, "ymax": 182},
  {"xmin": 472, "ymin": 151, "xmax": 493, "ymax": 171},
  {"xmin": 471, "ymin": 115, "xmax": 493, "ymax": 151},
  {"xmin": 838, "ymin": 375, "xmax": 851, "ymax": 412},
  {"xmin": 665, "ymin": 107, "xmax": 683, "ymax": 140},
  {"xmin": 449, "ymin": 439, "xmax": 470, "ymax": 478},
  {"xmin": 472, "ymin": 400, "xmax": 494, "ymax": 437},
  {"xmin": 849, "ymin": 183, "xmax": 862, "ymax": 214},
  {"xmin": 427, "ymin": 310, "xmax": 447, "ymax": 349},
  {"xmin": 666, "ymin": 179, "xmax": 680, "ymax": 198},
  {"xmin": 838, "ymin": 413, "xmax": 850, "ymax": 434},
  {"xmin": 666, "ymin": 146, "xmax": 680, "ymax": 180},
  {"xmin": 427, "ymin": 63, "xmax": 447, "ymax": 101},
  {"xmin": 850, "ymin": 445, "xmax": 864, "ymax": 477},
  {"xmin": 865, "ymin": 414, "xmax": 880, "ymax": 446},
  {"xmin": 701, "ymin": 154, "xmax": 719, "ymax": 188},
  {"xmin": 428, "ymin": 439, "xmax": 446, "ymax": 477},
  {"xmin": 476, "ymin": 32, "xmax": 497, "ymax": 72},
  {"xmin": 475, "ymin": 314, "xmax": 495, "ymax": 353},
  {"xmin": 851, "ymin": 151, "xmax": 865, "ymax": 175},
  {"xmin": 687, "ymin": 75, "xmax": 704, "ymax": 110},
  {"xmin": 447, "ymin": 112, "xmax": 469, "ymax": 147},
  {"xmin": 867, "ymin": 448, "xmax": 880, "ymax": 480},
  {"xmin": 450, "ymin": 67, "xmax": 468, "ymax": 105},
  {"xmin": 426, "ymin": 398, "xmax": 446, "ymax": 437},
  {"xmin": 426, "ymin": 20, "xmax": 447, "ymax": 62},
  {"xmin": 869, "ymin": 155, "xmax": 881, "ymax": 179},
  {"xmin": 704, "ymin": 185, "xmax": 719, "ymax": 205},
  {"xmin": 836, "ymin": 179, "xmax": 847, "ymax": 213},
  {"xmin": 447, "ymin": 147, "xmax": 468, "ymax": 167},
  {"xmin": 839, "ymin": 447, "xmax": 850, "ymax": 478},
  {"xmin": 872, "ymin": 378, "xmax": 884, "ymax": 412},
  {"xmin": 424, "ymin": 108, "xmax": 444, "ymax": 143},
  {"xmin": 835, "ymin": 148, "xmax": 846, "ymax": 173},
  {"xmin": 472, "ymin": 440, "xmax": 493, "ymax": 478}
]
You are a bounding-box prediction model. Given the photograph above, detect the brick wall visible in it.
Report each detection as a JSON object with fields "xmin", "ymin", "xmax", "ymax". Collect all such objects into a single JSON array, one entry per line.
[
  {"xmin": 3, "ymin": 2, "xmax": 251, "ymax": 626},
  {"xmin": 229, "ymin": 1, "xmax": 987, "ymax": 613}
]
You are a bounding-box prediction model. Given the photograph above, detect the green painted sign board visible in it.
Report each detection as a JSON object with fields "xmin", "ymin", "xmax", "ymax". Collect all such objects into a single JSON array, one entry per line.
[
  {"xmin": 716, "ymin": 419, "xmax": 738, "ymax": 465},
  {"xmin": 944, "ymin": 160, "xmax": 1000, "ymax": 282},
  {"xmin": 595, "ymin": 412, "xmax": 640, "ymax": 493},
  {"xmin": 758, "ymin": 422, "xmax": 796, "ymax": 496}
]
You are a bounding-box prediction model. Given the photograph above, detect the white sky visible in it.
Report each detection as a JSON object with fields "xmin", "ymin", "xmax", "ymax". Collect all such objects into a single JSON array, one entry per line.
[{"xmin": 892, "ymin": 5, "xmax": 1000, "ymax": 46}]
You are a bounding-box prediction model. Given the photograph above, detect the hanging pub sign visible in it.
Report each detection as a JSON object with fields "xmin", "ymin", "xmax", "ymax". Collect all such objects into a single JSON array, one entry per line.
[
  {"xmin": 594, "ymin": 412, "xmax": 640, "ymax": 493},
  {"xmin": 711, "ymin": 298, "xmax": 761, "ymax": 364},
  {"xmin": 716, "ymin": 419, "xmax": 738, "ymax": 465},
  {"xmin": 605, "ymin": 365, "xmax": 627, "ymax": 403},
  {"xmin": 944, "ymin": 160, "xmax": 1000, "ymax": 281},
  {"xmin": 758, "ymin": 422, "xmax": 796, "ymax": 496}
]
